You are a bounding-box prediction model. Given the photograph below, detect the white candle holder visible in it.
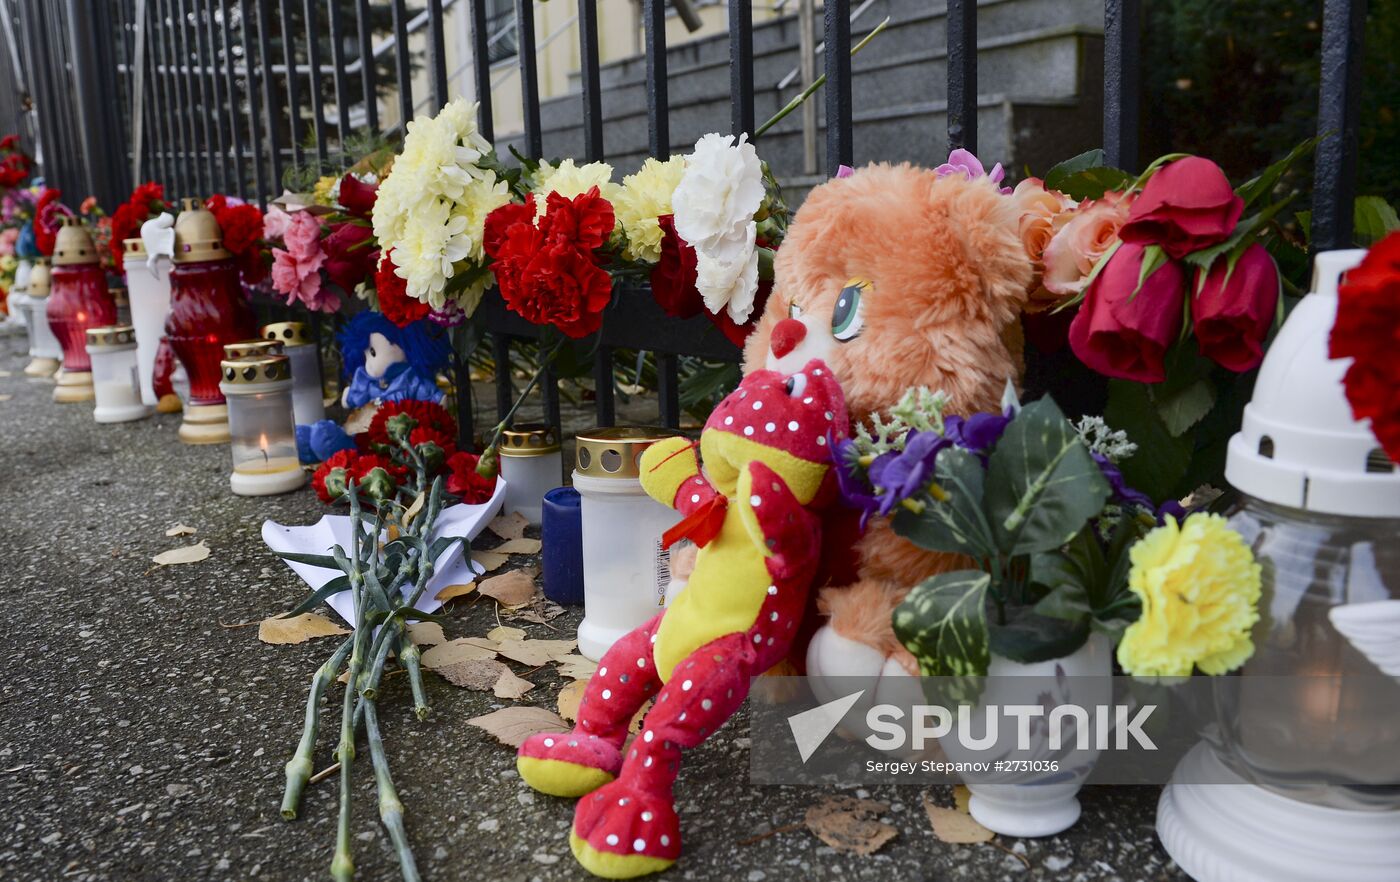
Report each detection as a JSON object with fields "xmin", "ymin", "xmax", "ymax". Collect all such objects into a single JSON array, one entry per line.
[
  {"xmin": 122, "ymin": 240, "xmax": 173, "ymax": 406},
  {"xmin": 573, "ymin": 427, "xmax": 683, "ymax": 661},
  {"xmin": 21, "ymin": 258, "xmax": 62, "ymax": 377},
  {"xmin": 498, "ymin": 423, "xmax": 563, "ymax": 526},
  {"xmin": 261, "ymin": 321, "xmax": 325, "ymax": 425},
  {"xmin": 220, "ymin": 354, "xmax": 306, "ymax": 497},
  {"xmin": 85, "ymin": 325, "xmax": 151, "ymax": 423}
]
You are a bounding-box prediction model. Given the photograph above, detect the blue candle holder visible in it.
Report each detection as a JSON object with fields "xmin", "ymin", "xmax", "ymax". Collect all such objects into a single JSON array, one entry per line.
[{"xmin": 541, "ymin": 486, "xmax": 584, "ymax": 605}]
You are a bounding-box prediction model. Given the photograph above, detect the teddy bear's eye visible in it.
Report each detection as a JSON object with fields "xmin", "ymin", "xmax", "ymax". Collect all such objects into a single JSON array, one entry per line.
[
  {"xmin": 832, "ymin": 278, "xmax": 870, "ymax": 342},
  {"xmin": 788, "ymin": 301, "xmax": 803, "ymax": 319}
]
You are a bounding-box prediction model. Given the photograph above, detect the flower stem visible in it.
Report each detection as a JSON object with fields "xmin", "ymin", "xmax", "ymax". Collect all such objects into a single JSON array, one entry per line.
[
  {"xmin": 482, "ymin": 334, "xmax": 569, "ymax": 455},
  {"xmin": 331, "ymin": 484, "xmax": 370, "ymax": 882},
  {"xmin": 281, "ymin": 636, "xmax": 353, "ymax": 820},
  {"xmin": 363, "ymin": 699, "xmax": 421, "ymax": 882},
  {"xmin": 398, "ymin": 636, "xmax": 429, "ymax": 722},
  {"xmin": 753, "ymin": 17, "xmax": 890, "ymax": 138}
]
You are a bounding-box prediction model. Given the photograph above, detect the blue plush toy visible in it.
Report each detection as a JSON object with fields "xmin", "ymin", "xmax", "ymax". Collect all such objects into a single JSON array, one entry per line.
[{"xmin": 338, "ymin": 311, "xmax": 450, "ymax": 410}]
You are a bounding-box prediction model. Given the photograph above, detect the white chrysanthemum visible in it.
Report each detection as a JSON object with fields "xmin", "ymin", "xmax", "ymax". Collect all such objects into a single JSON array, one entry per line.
[
  {"xmin": 671, "ymin": 133, "xmax": 764, "ymax": 254},
  {"xmin": 455, "ymin": 173, "xmax": 513, "ymax": 264},
  {"xmin": 613, "ymin": 155, "xmax": 686, "ymax": 263},
  {"xmin": 393, "ymin": 199, "xmax": 467, "ymax": 308},
  {"xmin": 695, "ymin": 221, "xmax": 760, "ymax": 323},
  {"xmin": 533, "ymin": 158, "xmax": 618, "ymax": 201}
]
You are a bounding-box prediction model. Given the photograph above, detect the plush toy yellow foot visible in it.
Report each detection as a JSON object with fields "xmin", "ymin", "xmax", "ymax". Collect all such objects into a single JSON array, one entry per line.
[
  {"xmin": 517, "ymin": 755, "xmax": 616, "ymax": 798},
  {"xmin": 570, "ymin": 831, "xmax": 675, "ymax": 880}
]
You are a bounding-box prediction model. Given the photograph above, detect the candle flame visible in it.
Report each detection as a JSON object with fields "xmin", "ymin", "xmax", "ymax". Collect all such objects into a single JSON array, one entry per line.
[{"xmin": 259, "ymin": 432, "xmax": 269, "ymax": 450}]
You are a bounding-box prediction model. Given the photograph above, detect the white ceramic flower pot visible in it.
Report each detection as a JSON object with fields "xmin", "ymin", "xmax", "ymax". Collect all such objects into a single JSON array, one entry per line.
[{"xmin": 945, "ymin": 632, "xmax": 1114, "ymax": 837}]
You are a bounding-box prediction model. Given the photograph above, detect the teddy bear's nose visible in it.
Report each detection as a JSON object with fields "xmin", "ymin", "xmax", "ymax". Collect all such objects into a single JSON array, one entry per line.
[{"xmin": 770, "ymin": 318, "xmax": 807, "ymax": 358}]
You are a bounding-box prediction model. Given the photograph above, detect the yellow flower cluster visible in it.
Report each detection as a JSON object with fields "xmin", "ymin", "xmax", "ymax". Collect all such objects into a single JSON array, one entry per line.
[
  {"xmin": 532, "ymin": 159, "xmax": 618, "ymax": 201},
  {"xmin": 1117, "ymin": 513, "xmax": 1262, "ymax": 677},
  {"xmin": 613, "ymin": 156, "xmax": 687, "ymax": 263},
  {"xmin": 312, "ymin": 174, "xmax": 339, "ymax": 207}
]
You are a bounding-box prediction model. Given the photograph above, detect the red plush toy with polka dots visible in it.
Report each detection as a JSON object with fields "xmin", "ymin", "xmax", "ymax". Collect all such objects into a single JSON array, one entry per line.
[{"xmin": 517, "ymin": 359, "xmax": 849, "ymax": 878}]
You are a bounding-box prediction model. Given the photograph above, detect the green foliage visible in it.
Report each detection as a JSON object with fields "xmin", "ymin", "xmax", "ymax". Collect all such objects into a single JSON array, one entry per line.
[
  {"xmin": 1043, "ymin": 149, "xmax": 1133, "ymax": 201},
  {"xmin": 892, "ymin": 571, "xmax": 992, "ymax": 677},
  {"xmin": 892, "ymin": 446, "xmax": 991, "ymax": 558}
]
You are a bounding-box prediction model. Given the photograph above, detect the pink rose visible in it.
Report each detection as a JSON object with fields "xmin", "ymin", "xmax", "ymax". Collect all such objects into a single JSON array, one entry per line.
[
  {"xmin": 1118, "ymin": 156, "xmax": 1243, "ymax": 259},
  {"xmin": 263, "ymin": 206, "xmax": 293, "ymax": 242},
  {"xmin": 1068, "ymin": 241, "xmax": 1186, "ymax": 382},
  {"xmin": 1192, "ymin": 243, "xmax": 1279, "ymax": 372},
  {"xmin": 1012, "ymin": 178, "xmax": 1077, "ymax": 311},
  {"xmin": 1042, "ymin": 190, "xmax": 1134, "ymax": 298}
]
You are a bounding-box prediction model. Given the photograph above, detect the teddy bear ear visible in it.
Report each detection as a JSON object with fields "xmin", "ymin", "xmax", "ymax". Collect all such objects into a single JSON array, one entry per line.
[{"xmin": 931, "ymin": 174, "xmax": 1035, "ymax": 322}]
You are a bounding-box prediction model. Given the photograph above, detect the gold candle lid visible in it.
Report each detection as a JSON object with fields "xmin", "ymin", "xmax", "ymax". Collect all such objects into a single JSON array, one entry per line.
[
  {"xmin": 223, "ymin": 338, "xmax": 285, "ymax": 359},
  {"xmin": 221, "ymin": 354, "xmax": 292, "ymax": 385},
  {"xmin": 85, "ymin": 324, "xmax": 137, "ymax": 347},
  {"xmin": 173, "ymin": 197, "xmax": 232, "ymax": 263},
  {"xmin": 123, "ymin": 238, "xmax": 146, "ymax": 259},
  {"xmin": 500, "ymin": 423, "xmax": 562, "ymax": 458},
  {"xmin": 52, "ymin": 216, "xmax": 100, "ymax": 266},
  {"xmin": 574, "ymin": 427, "xmax": 681, "ymax": 479},
  {"xmin": 261, "ymin": 321, "xmax": 313, "ymax": 346},
  {"xmin": 28, "ymin": 258, "xmax": 51, "ymax": 296}
]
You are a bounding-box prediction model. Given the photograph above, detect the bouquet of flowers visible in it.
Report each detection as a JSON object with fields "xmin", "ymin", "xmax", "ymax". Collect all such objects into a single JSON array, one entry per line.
[
  {"xmin": 109, "ymin": 182, "xmax": 170, "ymax": 270},
  {"xmin": 0, "ymin": 135, "xmax": 32, "ymax": 189},
  {"xmin": 833, "ymin": 386, "xmax": 1260, "ymax": 678},
  {"xmin": 265, "ymin": 173, "xmax": 382, "ymax": 315}
]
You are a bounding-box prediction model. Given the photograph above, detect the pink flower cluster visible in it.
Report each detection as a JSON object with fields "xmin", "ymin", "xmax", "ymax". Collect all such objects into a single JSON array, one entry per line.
[{"xmin": 270, "ymin": 211, "xmax": 338, "ymax": 314}]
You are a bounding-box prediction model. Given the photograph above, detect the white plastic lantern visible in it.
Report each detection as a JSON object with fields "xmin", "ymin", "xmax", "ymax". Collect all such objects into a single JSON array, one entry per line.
[
  {"xmin": 219, "ymin": 354, "xmax": 306, "ymax": 496},
  {"xmin": 499, "ymin": 424, "xmax": 563, "ymax": 526},
  {"xmin": 573, "ymin": 427, "xmax": 684, "ymax": 661},
  {"xmin": 260, "ymin": 321, "xmax": 324, "ymax": 425},
  {"xmin": 85, "ymin": 325, "xmax": 150, "ymax": 423},
  {"xmin": 122, "ymin": 237, "xmax": 173, "ymax": 406},
  {"xmin": 1157, "ymin": 250, "xmax": 1400, "ymax": 882},
  {"xmin": 22, "ymin": 258, "xmax": 62, "ymax": 377}
]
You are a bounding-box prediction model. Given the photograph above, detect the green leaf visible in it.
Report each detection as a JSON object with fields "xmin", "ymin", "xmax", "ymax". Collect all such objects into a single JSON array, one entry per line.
[
  {"xmin": 1032, "ymin": 526, "xmax": 1107, "ymax": 607},
  {"xmin": 428, "ymin": 535, "xmax": 466, "ymax": 562},
  {"xmin": 274, "ymin": 549, "xmax": 348, "ymax": 571},
  {"xmin": 1049, "ymin": 165, "xmax": 1133, "ymax": 202},
  {"xmin": 1234, "ymin": 136, "xmax": 1322, "ymax": 208},
  {"xmin": 1105, "ymin": 380, "xmax": 1193, "ymax": 503},
  {"xmin": 989, "ymin": 610, "xmax": 1090, "ymax": 664},
  {"xmin": 892, "ymin": 447, "xmax": 995, "ymax": 559},
  {"xmin": 1354, "ymin": 195, "xmax": 1400, "ymax": 246},
  {"xmin": 983, "ymin": 398, "xmax": 1112, "ymax": 557},
  {"xmin": 282, "ymin": 575, "xmax": 351, "ymax": 618},
  {"xmin": 1155, "ymin": 378, "xmax": 1216, "ymax": 437},
  {"xmin": 892, "ymin": 570, "xmax": 991, "ymax": 677},
  {"xmin": 1034, "ymin": 582, "xmax": 1093, "ymax": 622},
  {"xmin": 1044, "ymin": 149, "xmax": 1106, "ymax": 185}
]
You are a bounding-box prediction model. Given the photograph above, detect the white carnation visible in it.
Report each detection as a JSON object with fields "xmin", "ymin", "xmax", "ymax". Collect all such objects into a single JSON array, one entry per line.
[
  {"xmin": 671, "ymin": 133, "xmax": 764, "ymax": 254},
  {"xmin": 695, "ymin": 222, "xmax": 760, "ymax": 324}
]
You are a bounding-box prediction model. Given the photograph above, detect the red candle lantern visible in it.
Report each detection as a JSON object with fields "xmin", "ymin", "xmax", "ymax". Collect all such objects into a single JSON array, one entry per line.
[
  {"xmin": 47, "ymin": 217, "xmax": 116, "ymax": 403},
  {"xmin": 165, "ymin": 198, "xmax": 257, "ymax": 444}
]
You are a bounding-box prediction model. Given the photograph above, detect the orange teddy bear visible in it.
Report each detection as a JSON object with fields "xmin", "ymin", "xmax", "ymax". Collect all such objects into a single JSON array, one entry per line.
[{"xmin": 741, "ymin": 163, "xmax": 1033, "ymax": 696}]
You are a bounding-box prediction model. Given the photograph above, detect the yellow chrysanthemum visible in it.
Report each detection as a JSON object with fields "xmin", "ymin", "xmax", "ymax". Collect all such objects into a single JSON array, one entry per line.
[
  {"xmin": 1117, "ymin": 513, "xmax": 1262, "ymax": 677},
  {"xmin": 533, "ymin": 158, "xmax": 618, "ymax": 201},
  {"xmin": 312, "ymin": 175, "xmax": 339, "ymax": 207},
  {"xmin": 613, "ymin": 155, "xmax": 686, "ymax": 263}
]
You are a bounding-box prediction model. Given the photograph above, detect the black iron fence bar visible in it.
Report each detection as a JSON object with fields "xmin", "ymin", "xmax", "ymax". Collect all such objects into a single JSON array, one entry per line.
[
  {"xmin": 469, "ymin": 0, "xmax": 493, "ymax": 142},
  {"xmin": 728, "ymin": 0, "xmax": 754, "ymax": 137},
  {"xmin": 16, "ymin": 4, "xmax": 51, "ymax": 186},
  {"xmin": 235, "ymin": 0, "xmax": 267, "ymax": 203},
  {"xmin": 426, "ymin": 0, "xmax": 448, "ymax": 113},
  {"xmin": 302, "ymin": 0, "xmax": 327, "ymax": 163},
  {"xmin": 144, "ymin": 0, "xmax": 171, "ymax": 187},
  {"xmin": 255, "ymin": 0, "xmax": 282, "ymax": 195},
  {"xmin": 578, "ymin": 0, "xmax": 614, "ymax": 428},
  {"xmin": 327, "ymin": 0, "xmax": 350, "ymax": 149},
  {"xmin": 202, "ymin": 0, "xmax": 233, "ymax": 194},
  {"xmin": 186, "ymin": 0, "xmax": 218, "ymax": 193},
  {"xmin": 354, "ymin": 0, "xmax": 378, "ymax": 135},
  {"xmin": 52, "ymin": 2, "xmax": 83, "ymax": 192},
  {"xmin": 278, "ymin": 0, "xmax": 303, "ymax": 170},
  {"xmin": 515, "ymin": 0, "xmax": 542, "ymax": 157},
  {"xmin": 642, "ymin": 0, "xmax": 679, "ymax": 427},
  {"xmin": 34, "ymin": 1, "xmax": 63, "ymax": 189},
  {"xmin": 1312, "ymin": 0, "xmax": 1366, "ymax": 251},
  {"xmin": 1103, "ymin": 0, "xmax": 1140, "ymax": 171},
  {"xmin": 218, "ymin": 0, "xmax": 243, "ymax": 196},
  {"xmin": 176, "ymin": 0, "xmax": 203, "ymax": 193},
  {"xmin": 946, "ymin": 0, "xmax": 976, "ymax": 153},
  {"xmin": 389, "ymin": 0, "xmax": 412, "ymax": 132},
  {"xmin": 492, "ymin": 331, "xmax": 513, "ymax": 433},
  {"xmin": 156, "ymin": 0, "xmax": 184, "ymax": 195},
  {"xmin": 824, "ymin": 0, "xmax": 852, "ymax": 173}
]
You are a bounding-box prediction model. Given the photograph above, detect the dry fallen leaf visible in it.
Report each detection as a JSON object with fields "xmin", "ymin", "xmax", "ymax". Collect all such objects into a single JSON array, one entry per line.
[
  {"xmin": 472, "ymin": 551, "xmax": 509, "ymax": 573},
  {"xmin": 402, "ymin": 491, "xmax": 426, "ymax": 526},
  {"xmin": 479, "ymin": 568, "xmax": 538, "ymax": 607},
  {"xmin": 486, "ymin": 625, "xmax": 526, "ymax": 643},
  {"xmin": 468, "ymin": 706, "xmax": 569, "ymax": 748},
  {"xmin": 493, "ymin": 669, "xmax": 535, "ymax": 699},
  {"xmin": 493, "ymin": 537, "xmax": 543, "ymax": 556},
  {"xmin": 152, "ymin": 541, "xmax": 212, "ymax": 567},
  {"xmin": 805, "ymin": 796, "xmax": 898, "ymax": 855},
  {"xmin": 258, "ymin": 613, "xmax": 349, "ymax": 645},
  {"xmin": 488, "ymin": 511, "xmax": 529, "ymax": 541},
  {"xmin": 496, "ymin": 638, "xmax": 577, "ymax": 667},
  {"xmin": 554, "ymin": 654, "xmax": 598, "ymax": 680},
  {"xmin": 421, "ymin": 638, "xmax": 499, "ymax": 669},
  {"xmin": 435, "ymin": 581, "xmax": 476, "ymax": 602},
  {"xmin": 439, "ymin": 658, "xmax": 509, "ymax": 690},
  {"xmin": 954, "ymin": 784, "xmax": 972, "ymax": 814},
  {"xmin": 0, "ymin": 394, "xmax": 11, "ymax": 402},
  {"xmin": 557, "ymin": 678, "xmax": 588, "ymax": 721},
  {"xmin": 406, "ymin": 622, "xmax": 446, "ymax": 646},
  {"xmin": 510, "ymin": 599, "xmax": 566, "ymax": 624},
  {"xmin": 923, "ymin": 792, "xmax": 993, "ymax": 844},
  {"xmin": 164, "ymin": 523, "xmax": 196, "ymax": 537}
]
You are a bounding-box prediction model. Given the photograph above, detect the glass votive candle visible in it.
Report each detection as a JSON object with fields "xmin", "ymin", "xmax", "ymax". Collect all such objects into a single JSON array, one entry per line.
[
  {"xmin": 573, "ymin": 427, "xmax": 684, "ymax": 661},
  {"xmin": 220, "ymin": 354, "xmax": 306, "ymax": 497},
  {"xmin": 85, "ymin": 325, "xmax": 151, "ymax": 423},
  {"xmin": 499, "ymin": 423, "xmax": 563, "ymax": 526},
  {"xmin": 261, "ymin": 321, "xmax": 325, "ymax": 425}
]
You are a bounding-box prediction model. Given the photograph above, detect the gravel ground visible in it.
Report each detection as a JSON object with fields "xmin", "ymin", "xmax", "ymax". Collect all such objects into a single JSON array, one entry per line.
[{"xmin": 0, "ymin": 334, "xmax": 1189, "ymax": 882}]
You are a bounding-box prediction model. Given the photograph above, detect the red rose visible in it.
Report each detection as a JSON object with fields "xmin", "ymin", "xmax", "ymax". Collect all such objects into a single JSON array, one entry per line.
[
  {"xmin": 375, "ymin": 250, "xmax": 431, "ymax": 327},
  {"xmin": 1068, "ymin": 242, "xmax": 1186, "ymax": 382},
  {"xmin": 337, "ymin": 175, "xmax": 379, "ymax": 218},
  {"xmin": 1118, "ymin": 157, "xmax": 1243, "ymax": 260},
  {"xmin": 1331, "ymin": 231, "xmax": 1400, "ymax": 462},
  {"xmin": 322, "ymin": 221, "xmax": 377, "ymax": 293},
  {"xmin": 445, "ymin": 450, "xmax": 498, "ymax": 504},
  {"xmin": 1191, "ymin": 243, "xmax": 1279, "ymax": 372},
  {"xmin": 650, "ymin": 214, "xmax": 703, "ymax": 318}
]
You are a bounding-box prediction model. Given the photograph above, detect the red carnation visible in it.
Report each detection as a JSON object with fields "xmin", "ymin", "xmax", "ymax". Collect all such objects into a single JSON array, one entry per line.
[
  {"xmin": 364, "ymin": 399, "xmax": 457, "ymax": 451},
  {"xmin": 1331, "ymin": 230, "xmax": 1400, "ymax": 462},
  {"xmin": 651, "ymin": 214, "xmax": 703, "ymax": 319},
  {"xmin": 33, "ymin": 188, "xmax": 63, "ymax": 256},
  {"xmin": 109, "ymin": 181, "xmax": 168, "ymax": 269},
  {"xmin": 207, "ymin": 195, "xmax": 267, "ymax": 284},
  {"xmin": 445, "ymin": 450, "xmax": 498, "ymax": 504},
  {"xmin": 375, "ymin": 250, "xmax": 432, "ymax": 327}
]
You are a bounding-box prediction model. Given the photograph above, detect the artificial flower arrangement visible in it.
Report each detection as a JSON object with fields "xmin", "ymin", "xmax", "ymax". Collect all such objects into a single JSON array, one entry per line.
[
  {"xmin": 1331, "ymin": 229, "xmax": 1400, "ymax": 464},
  {"xmin": 276, "ymin": 398, "xmax": 495, "ymax": 882},
  {"xmin": 833, "ymin": 385, "xmax": 1261, "ymax": 678},
  {"xmin": 265, "ymin": 171, "xmax": 382, "ymax": 315},
  {"xmin": 0, "ymin": 134, "xmax": 33, "ymax": 189},
  {"xmin": 204, "ymin": 194, "xmax": 267, "ymax": 285}
]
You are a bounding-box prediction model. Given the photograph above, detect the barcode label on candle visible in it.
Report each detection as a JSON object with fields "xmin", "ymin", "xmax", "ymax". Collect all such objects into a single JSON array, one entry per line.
[
  {"xmin": 130, "ymin": 364, "xmax": 141, "ymax": 399},
  {"xmin": 654, "ymin": 539, "xmax": 671, "ymax": 607}
]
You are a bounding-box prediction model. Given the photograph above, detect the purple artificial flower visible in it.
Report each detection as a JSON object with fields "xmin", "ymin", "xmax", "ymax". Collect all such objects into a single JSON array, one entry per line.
[
  {"xmin": 835, "ymin": 165, "xmax": 855, "ymax": 179},
  {"xmin": 943, "ymin": 408, "xmax": 1013, "ymax": 457},
  {"xmin": 832, "ymin": 433, "xmax": 881, "ymax": 528},
  {"xmin": 428, "ymin": 301, "xmax": 466, "ymax": 327},
  {"xmin": 867, "ymin": 431, "xmax": 950, "ymax": 516},
  {"xmin": 1155, "ymin": 498, "xmax": 1187, "ymax": 525},
  {"xmin": 934, "ymin": 148, "xmax": 1012, "ymax": 194},
  {"xmin": 1092, "ymin": 452, "xmax": 1156, "ymax": 513}
]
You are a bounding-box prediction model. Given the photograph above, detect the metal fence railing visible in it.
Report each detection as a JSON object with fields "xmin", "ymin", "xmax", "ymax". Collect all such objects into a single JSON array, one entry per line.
[{"xmin": 0, "ymin": 0, "xmax": 1370, "ymax": 440}]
